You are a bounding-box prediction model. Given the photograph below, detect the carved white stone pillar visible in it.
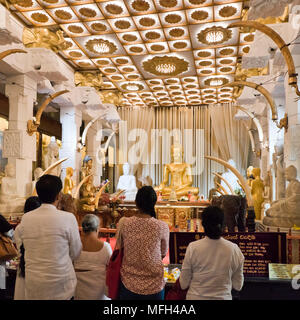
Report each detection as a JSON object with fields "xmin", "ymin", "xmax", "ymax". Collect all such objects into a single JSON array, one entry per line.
[
  {"xmin": 4, "ymin": 74, "xmax": 37, "ymax": 197},
  {"xmin": 284, "ymin": 59, "xmax": 300, "ymax": 179},
  {"xmin": 59, "ymin": 105, "xmax": 82, "ymax": 185},
  {"xmin": 86, "ymin": 120, "xmax": 102, "ymax": 187}
]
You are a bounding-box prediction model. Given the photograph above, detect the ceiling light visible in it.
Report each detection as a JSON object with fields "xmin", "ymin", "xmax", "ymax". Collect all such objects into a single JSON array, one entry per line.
[
  {"xmin": 206, "ymin": 30, "xmax": 224, "ymax": 44},
  {"xmin": 126, "ymin": 84, "xmax": 139, "ymax": 91},
  {"xmin": 155, "ymin": 63, "xmax": 176, "ymax": 74},
  {"xmin": 93, "ymin": 42, "xmax": 110, "ymax": 53},
  {"xmin": 210, "ymin": 79, "xmax": 223, "ymax": 86}
]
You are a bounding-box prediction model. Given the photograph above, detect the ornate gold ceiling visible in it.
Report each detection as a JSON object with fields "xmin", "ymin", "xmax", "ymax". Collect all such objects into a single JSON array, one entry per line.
[{"xmin": 10, "ymin": 0, "xmax": 255, "ymax": 107}]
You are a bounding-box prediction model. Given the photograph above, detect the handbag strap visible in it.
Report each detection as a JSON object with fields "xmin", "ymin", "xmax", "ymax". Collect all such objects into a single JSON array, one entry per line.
[{"xmin": 115, "ymin": 217, "xmax": 125, "ymax": 249}]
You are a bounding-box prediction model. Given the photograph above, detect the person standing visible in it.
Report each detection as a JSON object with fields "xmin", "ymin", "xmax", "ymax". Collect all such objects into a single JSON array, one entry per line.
[
  {"xmin": 179, "ymin": 206, "xmax": 244, "ymax": 300},
  {"xmin": 15, "ymin": 175, "xmax": 82, "ymax": 300},
  {"xmin": 0, "ymin": 214, "xmax": 15, "ymax": 300},
  {"xmin": 14, "ymin": 196, "xmax": 41, "ymax": 300},
  {"xmin": 117, "ymin": 186, "xmax": 169, "ymax": 300}
]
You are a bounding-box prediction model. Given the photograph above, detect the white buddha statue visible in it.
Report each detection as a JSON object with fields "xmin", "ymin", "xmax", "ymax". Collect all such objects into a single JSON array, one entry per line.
[
  {"xmin": 117, "ymin": 163, "xmax": 137, "ymax": 201},
  {"xmin": 43, "ymin": 136, "xmax": 61, "ymax": 176},
  {"xmin": 221, "ymin": 159, "xmax": 241, "ymax": 194},
  {"xmin": 263, "ymin": 165, "xmax": 300, "ymax": 228},
  {"xmin": 0, "ymin": 163, "xmax": 25, "ymax": 217}
]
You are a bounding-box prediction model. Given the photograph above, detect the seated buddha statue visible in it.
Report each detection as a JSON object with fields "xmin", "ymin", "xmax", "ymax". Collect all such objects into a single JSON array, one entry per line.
[
  {"xmin": 0, "ymin": 163, "xmax": 25, "ymax": 216},
  {"xmin": 154, "ymin": 143, "xmax": 199, "ymax": 199},
  {"xmin": 263, "ymin": 165, "xmax": 300, "ymax": 228}
]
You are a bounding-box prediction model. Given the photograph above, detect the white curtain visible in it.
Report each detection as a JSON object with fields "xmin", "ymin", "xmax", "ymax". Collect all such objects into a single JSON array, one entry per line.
[
  {"xmin": 209, "ymin": 103, "xmax": 250, "ymax": 176},
  {"xmin": 116, "ymin": 104, "xmax": 250, "ymax": 197}
]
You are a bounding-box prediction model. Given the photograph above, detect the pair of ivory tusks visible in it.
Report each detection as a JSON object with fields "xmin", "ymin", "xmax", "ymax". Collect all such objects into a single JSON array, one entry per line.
[
  {"xmin": 205, "ymin": 156, "xmax": 253, "ymax": 206},
  {"xmin": 32, "ymin": 157, "xmax": 68, "ymax": 196}
]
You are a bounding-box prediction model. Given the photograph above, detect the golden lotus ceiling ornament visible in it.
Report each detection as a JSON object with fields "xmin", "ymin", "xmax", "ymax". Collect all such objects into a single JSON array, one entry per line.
[
  {"xmin": 69, "ymin": 51, "xmax": 82, "ymax": 58},
  {"xmin": 79, "ymin": 8, "xmax": 97, "ymax": 18},
  {"xmin": 219, "ymin": 88, "xmax": 232, "ymax": 93},
  {"xmin": 153, "ymin": 86, "xmax": 164, "ymax": 91},
  {"xmin": 165, "ymin": 14, "xmax": 182, "ymax": 24},
  {"xmin": 220, "ymin": 67, "xmax": 233, "ymax": 73},
  {"xmin": 43, "ymin": 0, "xmax": 58, "ymax": 3},
  {"xmin": 123, "ymin": 67, "xmax": 135, "ymax": 72},
  {"xmin": 197, "ymin": 26, "xmax": 232, "ymax": 45},
  {"xmin": 197, "ymin": 51, "xmax": 211, "ymax": 58},
  {"xmin": 91, "ymin": 23, "xmax": 107, "ymax": 32},
  {"xmin": 189, "ymin": 0, "xmax": 206, "ymax": 5},
  {"xmin": 145, "ymin": 31, "xmax": 161, "ymax": 40},
  {"xmin": 115, "ymin": 58, "xmax": 129, "ymax": 64},
  {"xmin": 220, "ymin": 58, "xmax": 233, "ymax": 65},
  {"xmin": 191, "ymin": 10, "xmax": 209, "ymax": 21},
  {"xmin": 149, "ymin": 80, "xmax": 160, "ymax": 84},
  {"xmin": 15, "ymin": 0, "xmax": 33, "ymax": 8},
  {"xmin": 96, "ymin": 59, "xmax": 109, "ymax": 66},
  {"xmin": 219, "ymin": 6, "xmax": 237, "ymax": 18},
  {"xmin": 242, "ymin": 46, "xmax": 250, "ymax": 54},
  {"xmin": 104, "ymin": 67, "xmax": 117, "ymax": 73},
  {"xmin": 173, "ymin": 42, "xmax": 187, "ymax": 49},
  {"xmin": 123, "ymin": 34, "xmax": 137, "ymax": 42},
  {"xmin": 127, "ymin": 74, "xmax": 140, "ymax": 80},
  {"xmin": 78, "ymin": 62, "xmax": 91, "ymax": 67},
  {"xmin": 139, "ymin": 17, "xmax": 155, "ymax": 27},
  {"xmin": 132, "ymin": 0, "xmax": 150, "ymax": 11},
  {"xmin": 111, "ymin": 75, "xmax": 123, "ymax": 80},
  {"xmin": 219, "ymin": 48, "xmax": 234, "ymax": 56},
  {"xmin": 201, "ymin": 69, "xmax": 213, "ymax": 74},
  {"xmin": 185, "ymin": 84, "xmax": 197, "ymax": 88},
  {"xmin": 68, "ymin": 25, "xmax": 84, "ymax": 34},
  {"xmin": 55, "ymin": 10, "xmax": 72, "ymax": 20},
  {"xmin": 184, "ymin": 78, "xmax": 195, "ymax": 83},
  {"xmin": 143, "ymin": 56, "xmax": 189, "ymax": 76},
  {"xmin": 115, "ymin": 20, "xmax": 131, "ymax": 29},
  {"xmin": 85, "ymin": 39, "xmax": 117, "ymax": 55},
  {"xmin": 151, "ymin": 44, "xmax": 165, "ymax": 51},
  {"xmin": 31, "ymin": 12, "xmax": 49, "ymax": 23},
  {"xmin": 159, "ymin": 0, "xmax": 177, "ymax": 7},
  {"xmin": 106, "ymin": 4, "xmax": 123, "ymax": 15},
  {"xmin": 121, "ymin": 82, "xmax": 144, "ymax": 91},
  {"xmin": 129, "ymin": 46, "xmax": 143, "ymax": 53},
  {"xmin": 204, "ymin": 77, "xmax": 229, "ymax": 86},
  {"xmin": 199, "ymin": 60, "xmax": 212, "ymax": 67},
  {"xmin": 244, "ymin": 34, "xmax": 254, "ymax": 42},
  {"xmin": 169, "ymin": 28, "xmax": 184, "ymax": 38}
]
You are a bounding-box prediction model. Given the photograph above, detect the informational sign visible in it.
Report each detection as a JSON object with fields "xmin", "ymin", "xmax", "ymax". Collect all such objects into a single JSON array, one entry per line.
[
  {"xmin": 169, "ymin": 232, "xmax": 287, "ymax": 277},
  {"xmin": 269, "ymin": 264, "xmax": 300, "ymax": 280}
]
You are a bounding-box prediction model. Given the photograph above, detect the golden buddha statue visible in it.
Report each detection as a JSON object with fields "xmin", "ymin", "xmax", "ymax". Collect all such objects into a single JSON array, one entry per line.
[
  {"xmin": 80, "ymin": 156, "xmax": 96, "ymax": 211},
  {"xmin": 251, "ymin": 167, "xmax": 265, "ymax": 220},
  {"xmin": 154, "ymin": 143, "xmax": 199, "ymax": 199},
  {"xmin": 63, "ymin": 167, "xmax": 75, "ymax": 196}
]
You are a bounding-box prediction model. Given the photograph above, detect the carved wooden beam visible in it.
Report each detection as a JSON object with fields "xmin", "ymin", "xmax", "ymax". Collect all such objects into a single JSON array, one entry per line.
[
  {"xmin": 205, "ymin": 155, "xmax": 253, "ymax": 206},
  {"xmin": 27, "ymin": 90, "xmax": 69, "ymax": 136},
  {"xmin": 0, "ymin": 49, "xmax": 27, "ymax": 61},
  {"xmin": 228, "ymin": 21, "xmax": 300, "ymax": 97},
  {"xmin": 224, "ymin": 81, "xmax": 278, "ymax": 121}
]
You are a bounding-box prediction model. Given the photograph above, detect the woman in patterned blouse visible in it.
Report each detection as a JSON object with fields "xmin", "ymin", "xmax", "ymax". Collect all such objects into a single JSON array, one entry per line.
[{"xmin": 117, "ymin": 186, "xmax": 169, "ymax": 300}]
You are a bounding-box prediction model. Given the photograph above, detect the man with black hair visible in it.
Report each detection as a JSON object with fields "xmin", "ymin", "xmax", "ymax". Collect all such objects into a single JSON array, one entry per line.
[{"xmin": 15, "ymin": 175, "xmax": 82, "ymax": 300}]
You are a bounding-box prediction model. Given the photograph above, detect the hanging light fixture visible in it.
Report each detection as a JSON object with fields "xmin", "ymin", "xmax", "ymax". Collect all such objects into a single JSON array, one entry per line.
[
  {"xmin": 197, "ymin": 26, "xmax": 232, "ymax": 45},
  {"xmin": 155, "ymin": 63, "xmax": 176, "ymax": 74},
  {"xmin": 93, "ymin": 42, "xmax": 110, "ymax": 54}
]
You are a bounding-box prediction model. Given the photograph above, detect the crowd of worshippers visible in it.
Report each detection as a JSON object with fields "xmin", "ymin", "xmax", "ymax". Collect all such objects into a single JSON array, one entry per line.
[{"xmin": 0, "ymin": 175, "xmax": 245, "ymax": 300}]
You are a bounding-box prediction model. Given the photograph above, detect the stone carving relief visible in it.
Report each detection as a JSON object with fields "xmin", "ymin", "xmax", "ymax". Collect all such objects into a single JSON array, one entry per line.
[{"xmin": 3, "ymin": 131, "xmax": 21, "ymax": 158}]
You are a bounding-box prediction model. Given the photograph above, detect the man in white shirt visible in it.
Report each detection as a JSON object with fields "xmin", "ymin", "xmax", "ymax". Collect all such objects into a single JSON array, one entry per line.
[
  {"xmin": 179, "ymin": 206, "xmax": 244, "ymax": 300},
  {"xmin": 15, "ymin": 175, "xmax": 82, "ymax": 300}
]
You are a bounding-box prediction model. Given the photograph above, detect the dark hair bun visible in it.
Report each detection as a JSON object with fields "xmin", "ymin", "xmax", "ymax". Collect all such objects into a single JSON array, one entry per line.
[
  {"xmin": 201, "ymin": 206, "xmax": 224, "ymax": 239},
  {"xmin": 135, "ymin": 186, "xmax": 157, "ymax": 218}
]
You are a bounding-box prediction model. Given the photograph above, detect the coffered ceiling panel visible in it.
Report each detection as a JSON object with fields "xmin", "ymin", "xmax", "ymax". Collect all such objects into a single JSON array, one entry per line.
[{"xmin": 10, "ymin": 0, "xmax": 251, "ymax": 106}]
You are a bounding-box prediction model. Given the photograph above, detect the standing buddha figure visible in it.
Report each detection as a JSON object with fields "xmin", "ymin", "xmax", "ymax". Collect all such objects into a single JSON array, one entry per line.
[
  {"xmin": 251, "ymin": 167, "xmax": 264, "ymax": 220},
  {"xmin": 63, "ymin": 167, "xmax": 75, "ymax": 196}
]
